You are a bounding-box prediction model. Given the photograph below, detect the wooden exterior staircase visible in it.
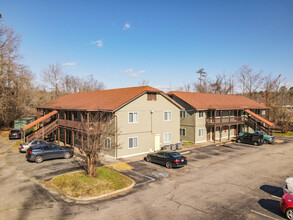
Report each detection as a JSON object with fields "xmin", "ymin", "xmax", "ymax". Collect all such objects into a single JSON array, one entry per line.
[{"xmin": 25, "ymin": 120, "xmax": 58, "ymax": 142}]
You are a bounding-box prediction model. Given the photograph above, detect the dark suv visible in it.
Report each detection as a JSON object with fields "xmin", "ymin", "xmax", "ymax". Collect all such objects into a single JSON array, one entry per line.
[
  {"xmin": 9, "ymin": 129, "xmax": 21, "ymax": 140},
  {"xmin": 26, "ymin": 144, "xmax": 74, "ymax": 163},
  {"xmin": 236, "ymin": 132, "xmax": 264, "ymax": 146}
]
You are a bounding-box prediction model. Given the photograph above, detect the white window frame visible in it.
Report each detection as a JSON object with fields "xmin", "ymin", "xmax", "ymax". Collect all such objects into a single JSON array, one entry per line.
[
  {"xmin": 163, "ymin": 111, "xmax": 172, "ymax": 121},
  {"xmin": 128, "ymin": 137, "xmax": 138, "ymax": 149},
  {"xmin": 163, "ymin": 132, "xmax": 172, "ymax": 143},
  {"xmin": 105, "ymin": 137, "xmax": 111, "ymax": 149},
  {"xmin": 198, "ymin": 128, "xmax": 204, "ymax": 137},
  {"xmin": 180, "ymin": 128, "xmax": 186, "ymax": 136},
  {"xmin": 198, "ymin": 111, "xmax": 204, "ymax": 118},
  {"xmin": 128, "ymin": 112, "xmax": 138, "ymax": 123},
  {"xmin": 180, "ymin": 110, "xmax": 186, "ymax": 118}
]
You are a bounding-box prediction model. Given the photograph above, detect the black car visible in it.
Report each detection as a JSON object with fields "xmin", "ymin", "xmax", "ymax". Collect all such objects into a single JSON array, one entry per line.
[
  {"xmin": 236, "ymin": 132, "xmax": 264, "ymax": 146},
  {"xmin": 146, "ymin": 151, "xmax": 187, "ymax": 169},
  {"xmin": 26, "ymin": 144, "xmax": 74, "ymax": 163},
  {"xmin": 9, "ymin": 129, "xmax": 22, "ymax": 140}
]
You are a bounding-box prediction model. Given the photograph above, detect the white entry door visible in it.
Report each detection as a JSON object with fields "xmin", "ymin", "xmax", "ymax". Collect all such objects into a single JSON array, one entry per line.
[{"xmin": 154, "ymin": 134, "xmax": 160, "ymax": 151}]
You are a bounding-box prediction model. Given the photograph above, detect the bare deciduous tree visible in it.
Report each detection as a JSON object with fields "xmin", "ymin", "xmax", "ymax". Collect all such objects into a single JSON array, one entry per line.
[
  {"xmin": 138, "ymin": 80, "xmax": 149, "ymax": 86},
  {"xmin": 235, "ymin": 65, "xmax": 263, "ymax": 98},
  {"xmin": 42, "ymin": 63, "xmax": 64, "ymax": 99},
  {"xmin": 77, "ymin": 112, "xmax": 116, "ymax": 178}
]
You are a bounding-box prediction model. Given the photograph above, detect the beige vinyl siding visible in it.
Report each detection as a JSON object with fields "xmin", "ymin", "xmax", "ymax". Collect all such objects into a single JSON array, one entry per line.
[
  {"xmin": 171, "ymin": 96, "xmax": 195, "ymax": 142},
  {"xmin": 194, "ymin": 111, "xmax": 207, "ymax": 143},
  {"xmin": 116, "ymin": 93, "xmax": 180, "ymax": 158}
]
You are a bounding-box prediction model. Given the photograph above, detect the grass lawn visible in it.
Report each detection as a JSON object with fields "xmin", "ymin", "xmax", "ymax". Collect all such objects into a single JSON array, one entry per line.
[
  {"xmin": 273, "ymin": 131, "xmax": 293, "ymax": 137},
  {"xmin": 52, "ymin": 167, "xmax": 133, "ymax": 197},
  {"xmin": 8, "ymin": 140, "xmax": 21, "ymax": 152}
]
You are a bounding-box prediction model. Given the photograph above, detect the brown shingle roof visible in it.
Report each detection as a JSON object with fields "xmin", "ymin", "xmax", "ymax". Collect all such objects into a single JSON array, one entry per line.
[
  {"xmin": 41, "ymin": 86, "xmax": 182, "ymax": 112},
  {"xmin": 167, "ymin": 91, "xmax": 269, "ymax": 110}
]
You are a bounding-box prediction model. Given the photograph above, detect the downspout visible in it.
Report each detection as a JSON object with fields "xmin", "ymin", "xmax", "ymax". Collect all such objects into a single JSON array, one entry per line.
[{"xmin": 114, "ymin": 113, "xmax": 118, "ymax": 159}]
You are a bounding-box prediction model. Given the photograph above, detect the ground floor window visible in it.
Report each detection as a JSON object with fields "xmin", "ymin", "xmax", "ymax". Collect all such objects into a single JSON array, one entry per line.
[
  {"xmin": 105, "ymin": 137, "xmax": 111, "ymax": 149},
  {"xmin": 128, "ymin": 137, "xmax": 138, "ymax": 149},
  {"xmin": 163, "ymin": 132, "xmax": 172, "ymax": 143},
  {"xmin": 180, "ymin": 128, "xmax": 186, "ymax": 136},
  {"xmin": 198, "ymin": 128, "xmax": 204, "ymax": 137}
]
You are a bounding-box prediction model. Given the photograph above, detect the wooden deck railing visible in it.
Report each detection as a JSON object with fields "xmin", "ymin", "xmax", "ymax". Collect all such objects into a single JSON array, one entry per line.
[{"xmin": 206, "ymin": 116, "xmax": 245, "ymax": 125}]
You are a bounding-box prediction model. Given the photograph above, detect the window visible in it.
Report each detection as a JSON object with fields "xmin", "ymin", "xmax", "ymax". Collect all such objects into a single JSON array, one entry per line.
[
  {"xmin": 216, "ymin": 111, "xmax": 220, "ymax": 117},
  {"xmin": 147, "ymin": 92, "xmax": 157, "ymax": 101},
  {"xmin": 180, "ymin": 110, "xmax": 186, "ymax": 118},
  {"xmin": 128, "ymin": 137, "xmax": 138, "ymax": 149},
  {"xmin": 198, "ymin": 111, "xmax": 204, "ymax": 118},
  {"xmin": 164, "ymin": 111, "xmax": 172, "ymax": 121},
  {"xmin": 180, "ymin": 128, "xmax": 186, "ymax": 136},
  {"xmin": 105, "ymin": 137, "xmax": 111, "ymax": 149},
  {"xmin": 163, "ymin": 132, "xmax": 172, "ymax": 143},
  {"xmin": 128, "ymin": 112, "xmax": 138, "ymax": 123},
  {"xmin": 198, "ymin": 128, "xmax": 204, "ymax": 137}
]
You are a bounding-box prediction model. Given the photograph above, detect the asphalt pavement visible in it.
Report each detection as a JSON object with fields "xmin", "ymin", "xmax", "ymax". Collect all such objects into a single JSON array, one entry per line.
[{"xmin": 0, "ymin": 136, "xmax": 293, "ymax": 220}]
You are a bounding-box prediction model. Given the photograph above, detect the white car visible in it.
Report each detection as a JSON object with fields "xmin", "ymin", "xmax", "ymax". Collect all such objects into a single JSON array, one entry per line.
[
  {"xmin": 19, "ymin": 140, "xmax": 47, "ymax": 152},
  {"xmin": 283, "ymin": 177, "xmax": 293, "ymax": 194}
]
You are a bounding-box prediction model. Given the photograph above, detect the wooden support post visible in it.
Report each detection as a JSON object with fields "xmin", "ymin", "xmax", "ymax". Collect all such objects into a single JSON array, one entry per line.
[
  {"xmin": 229, "ymin": 110, "xmax": 230, "ymax": 123},
  {"xmin": 64, "ymin": 112, "xmax": 67, "ymax": 146},
  {"xmin": 81, "ymin": 133, "xmax": 84, "ymax": 151},
  {"xmin": 220, "ymin": 110, "xmax": 222, "ymax": 123},
  {"xmin": 214, "ymin": 110, "xmax": 216, "ymax": 143},
  {"xmin": 58, "ymin": 128, "xmax": 60, "ymax": 145},
  {"xmin": 72, "ymin": 130, "xmax": 74, "ymax": 147},
  {"xmin": 228, "ymin": 125, "xmax": 230, "ymax": 140},
  {"xmin": 220, "ymin": 126, "xmax": 222, "ymax": 142}
]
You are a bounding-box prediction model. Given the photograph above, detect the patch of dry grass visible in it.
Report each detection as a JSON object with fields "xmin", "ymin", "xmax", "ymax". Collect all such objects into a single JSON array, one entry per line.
[
  {"xmin": 8, "ymin": 140, "xmax": 21, "ymax": 152},
  {"xmin": 273, "ymin": 131, "xmax": 293, "ymax": 137},
  {"xmin": 52, "ymin": 167, "xmax": 133, "ymax": 197}
]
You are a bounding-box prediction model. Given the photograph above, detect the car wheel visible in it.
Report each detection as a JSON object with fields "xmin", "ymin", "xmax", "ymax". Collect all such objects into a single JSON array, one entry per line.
[
  {"xmin": 146, "ymin": 156, "xmax": 151, "ymax": 163},
  {"xmin": 286, "ymin": 208, "xmax": 293, "ymax": 220},
  {"xmin": 35, "ymin": 155, "xmax": 43, "ymax": 163},
  {"xmin": 254, "ymin": 142, "xmax": 258, "ymax": 146},
  {"xmin": 64, "ymin": 152, "xmax": 71, "ymax": 159},
  {"xmin": 264, "ymin": 140, "xmax": 268, "ymax": 144},
  {"xmin": 237, "ymin": 139, "xmax": 241, "ymax": 143},
  {"xmin": 166, "ymin": 161, "xmax": 172, "ymax": 169}
]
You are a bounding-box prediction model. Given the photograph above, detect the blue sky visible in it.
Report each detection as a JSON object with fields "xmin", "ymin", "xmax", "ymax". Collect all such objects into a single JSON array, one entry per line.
[{"xmin": 1, "ymin": 0, "xmax": 293, "ymax": 90}]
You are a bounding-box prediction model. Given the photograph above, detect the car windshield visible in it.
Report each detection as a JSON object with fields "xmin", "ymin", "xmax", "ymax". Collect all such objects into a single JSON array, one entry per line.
[{"xmin": 169, "ymin": 152, "xmax": 182, "ymax": 158}]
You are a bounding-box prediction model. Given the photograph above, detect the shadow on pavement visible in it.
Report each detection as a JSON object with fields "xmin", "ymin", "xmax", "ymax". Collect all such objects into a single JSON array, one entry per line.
[
  {"xmin": 260, "ymin": 185, "xmax": 284, "ymax": 198},
  {"xmin": 258, "ymin": 199, "xmax": 286, "ymax": 219}
]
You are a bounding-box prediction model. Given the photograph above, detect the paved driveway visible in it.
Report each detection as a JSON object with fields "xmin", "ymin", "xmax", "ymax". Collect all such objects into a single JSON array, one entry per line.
[{"xmin": 1, "ymin": 136, "xmax": 293, "ymax": 220}]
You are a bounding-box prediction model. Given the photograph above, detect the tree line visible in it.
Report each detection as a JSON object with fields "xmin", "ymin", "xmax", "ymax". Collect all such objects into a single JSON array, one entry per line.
[
  {"xmin": 0, "ymin": 23, "xmax": 104, "ymax": 128},
  {"xmin": 177, "ymin": 67, "xmax": 293, "ymax": 132}
]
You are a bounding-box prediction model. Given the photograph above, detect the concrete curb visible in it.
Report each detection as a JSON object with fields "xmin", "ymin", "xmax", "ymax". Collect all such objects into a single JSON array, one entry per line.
[{"xmin": 50, "ymin": 169, "xmax": 136, "ymax": 201}]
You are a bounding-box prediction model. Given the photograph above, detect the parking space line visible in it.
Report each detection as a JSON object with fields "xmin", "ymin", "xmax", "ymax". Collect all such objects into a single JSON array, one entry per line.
[
  {"xmin": 250, "ymin": 210, "xmax": 279, "ymax": 220},
  {"xmin": 127, "ymin": 169, "xmax": 156, "ymax": 186},
  {"xmin": 271, "ymin": 195, "xmax": 282, "ymax": 200}
]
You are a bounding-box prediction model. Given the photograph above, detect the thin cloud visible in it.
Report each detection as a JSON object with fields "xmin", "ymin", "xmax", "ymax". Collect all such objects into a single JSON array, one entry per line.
[
  {"xmin": 128, "ymin": 70, "xmax": 145, "ymax": 78},
  {"xmin": 62, "ymin": 62, "xmax": 77, "ymax": 66},
  {"xmin": 120, "ymin": 68, "xmax": 133, "ymax": 73},
  {"xmin": 155, "ymin": 85, "xmax": 171, "ymax": 92},
  {"xmin": 129, "ymin": 73, "xmax": 139, "ymax": 77},
  {"xmin": 92, "ymin": 40, "xmax": 103, "ymax": 47},
  {"xmin": 123, "ymin": 23, "xmax": 130, "ymax": 30}
]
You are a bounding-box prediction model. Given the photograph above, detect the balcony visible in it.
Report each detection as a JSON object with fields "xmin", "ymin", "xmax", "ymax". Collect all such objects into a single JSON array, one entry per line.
[{"xmin": 206, "ymin": 116, "xmax": 245, "ymax": 126}]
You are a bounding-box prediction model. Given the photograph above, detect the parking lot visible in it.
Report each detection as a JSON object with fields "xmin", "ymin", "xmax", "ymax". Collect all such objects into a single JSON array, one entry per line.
[{"xmin": 2, "ymin": 136, "xmax": 293, "ymax": 219}]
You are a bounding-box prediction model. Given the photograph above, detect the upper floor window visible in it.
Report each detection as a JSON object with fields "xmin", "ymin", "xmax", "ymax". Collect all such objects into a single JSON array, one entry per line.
[
  {"xmin": 216, "ymin": 111, "xmax": 220, "ymax": 117},
  {"xmin": 198, "ymin": 111, "xmax": 204, "ymax": 118},
  {"xmin": 164, "ymin": 111, "xmax": 172, "ymax": 121},
  {"xmin": 180, "ymin": 110, "xmax": 186, "ymax": 118},
  {"xmin": 147, "ymin": 92, "xmax": 157, "ymax": 101},
  {"xmin": 128, "ymin": 112, "xmax": 138, "ymax": 123}
]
